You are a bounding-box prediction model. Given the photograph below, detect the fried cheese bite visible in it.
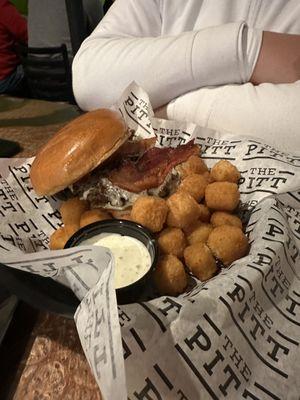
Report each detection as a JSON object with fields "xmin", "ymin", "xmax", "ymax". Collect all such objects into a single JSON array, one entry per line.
[
  {"xmin": 178, "ymin": 174, "xmax": 208, "ymax": 202},
  {"xmin": 210, "ymin": 160, "xmax": 240, "ymax": 183},
  {"xmin": 177, "ymin": 155, "xmax": 208, "ymax": 178},
  {"xmin": 80, "ymin": 209, "xmax": 111, "ymax": 228},
  {"xmin": 198, "ymin": 204, "xmax": 211, "ymax": 223},
  {"xmin": 186, "ymin": 222, "xmax": 214, "ymax": 245},
  {"xmin": 131, "ymin": 196, "xmax": 168, "ymax": 232},
  {"xmin": 210, "ymin": 211, "xmax": 242, "ymax": 229},
  {"xmin": 184, "ymin": 243, "xmax": 217, "ymax": 281},
  {"xmin": 154, "ymin": 254, "xmax": 187, "ymax": 296},
  {"xmin": 167, "ymin": 191, "xmax": 201, "ymax": 230},
  {"xmin": 60, "ymin": 197, "xmax": 89, "ymax": 236},
  {"xmin": 49, "ymin": 227, "xmax": 69, "ymax": 250},
  {"xmin": 202, "ymin": 171, "xmax": 213, "ymax": 183},
  {"xmin": 158, "ymin": 227, "xmax": 186, "ymax": 258},
  {"xmin": 183, "ymin": 205, "xmax": 211, "ymax": 234},
  {"xmin": 207, "ymin": 225, "xmax": 249, "ymax": 266},
  {"xmin": 110, "ymin": 209, "xmax": 132, "ymax": 221},
  {"xmin": 205, "ymin": 182, "xmax": 240, "ymax": 211}
]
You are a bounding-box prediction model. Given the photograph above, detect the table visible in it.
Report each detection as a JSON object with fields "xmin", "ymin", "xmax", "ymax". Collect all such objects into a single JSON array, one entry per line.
[{"xmin": 0, "ymin": 95, "xmax": 102, "ymax": 400}]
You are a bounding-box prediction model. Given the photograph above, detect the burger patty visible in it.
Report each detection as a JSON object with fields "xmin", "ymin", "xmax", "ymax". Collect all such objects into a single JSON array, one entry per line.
[
  {"xmin": 71, "ymin": 169, "xmax": 180, "ymax": 210},
  {"xmin": 69, "ymin": 141, "xmax": 198, "ymax": 209}
]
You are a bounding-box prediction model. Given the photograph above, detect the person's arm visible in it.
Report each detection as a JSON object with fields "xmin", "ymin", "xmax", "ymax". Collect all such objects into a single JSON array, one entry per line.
[
  {"xmin": 160, "ymin": 81, "xmax": 300, "ymax": 154},
  {"xmin": 1, "ymin": 1, "xmax": 27, "ymax": 44},
  {"xmin": 250, "ymin": 31, "xmax": 300, "ymax": 85},
  {"xmin": 72, "ymin": 0, "xmax": 262, "ymax": 111}
]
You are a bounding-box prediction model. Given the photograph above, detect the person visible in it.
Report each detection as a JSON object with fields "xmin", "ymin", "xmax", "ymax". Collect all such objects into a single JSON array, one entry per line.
[
  {"xmin": 10, "ymin": 0, "xmax": 28, "ymax": 15},
  {"xmin": 27, "ymin": 0, "xmax": 104, "ymax": 58},
  {"xmin": 0, "ymin": 0, "xmax": 27, "ymax": 95},
  {"xmin": 72, "ymin": 0, "xmax": 300, "ymax": 153}
]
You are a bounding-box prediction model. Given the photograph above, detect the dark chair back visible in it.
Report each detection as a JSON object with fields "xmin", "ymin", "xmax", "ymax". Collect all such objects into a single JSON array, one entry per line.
[
  {"xmin": 19, "ymin": 44, "xmax": 75, "ymax": 104},
  {"xmin": 65, "ymin": 0, "xmax": 87, "ymax": 55},
  {"xmin": 103, "ymin": 0, "xmax": 113, "ymax": 14}
]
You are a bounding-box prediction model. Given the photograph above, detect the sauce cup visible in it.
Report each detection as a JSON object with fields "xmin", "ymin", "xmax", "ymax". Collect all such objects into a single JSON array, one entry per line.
[{"xmin": 64, "ymin": 219, "xmax": 158, "ymax": 304}]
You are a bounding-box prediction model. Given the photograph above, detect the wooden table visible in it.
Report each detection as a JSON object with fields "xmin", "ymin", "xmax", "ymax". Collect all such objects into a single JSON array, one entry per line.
[{"xmin": 0, "ymin": 96, "xmax": 102, "ymax": 400}]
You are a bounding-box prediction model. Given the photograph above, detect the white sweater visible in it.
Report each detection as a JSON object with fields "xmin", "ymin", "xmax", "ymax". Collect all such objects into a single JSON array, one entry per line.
[{"xmin": 73, "ymin": 0, "xmax": 300, "ymax": 153}]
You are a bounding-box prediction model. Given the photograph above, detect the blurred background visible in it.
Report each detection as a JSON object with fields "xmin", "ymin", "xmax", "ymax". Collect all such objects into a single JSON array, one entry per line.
[
  {"xmin": 0, "ymin": 0, "xmax": 114, "ymax": 104},
  {"xmin": 10, "ymin": 0, "xmax": 28, "ymax": 15}
]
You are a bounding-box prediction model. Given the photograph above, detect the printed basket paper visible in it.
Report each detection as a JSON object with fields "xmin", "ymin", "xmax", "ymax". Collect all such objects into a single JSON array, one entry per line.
[{"xmin": 0, "ymin": 82, "xmax": 299, "ymax": 400}]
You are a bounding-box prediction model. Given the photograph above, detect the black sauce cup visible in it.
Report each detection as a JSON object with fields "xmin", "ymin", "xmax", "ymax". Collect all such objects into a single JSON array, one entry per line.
[{"xmin": 64, "ymin": 219, "xmax": 158, "ymax": 304}]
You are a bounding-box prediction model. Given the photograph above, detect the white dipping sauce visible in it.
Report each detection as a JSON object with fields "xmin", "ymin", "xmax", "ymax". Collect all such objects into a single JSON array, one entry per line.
[{"xmin": 81, "ymin": 233, "xmax": 151, "ymax": 289}]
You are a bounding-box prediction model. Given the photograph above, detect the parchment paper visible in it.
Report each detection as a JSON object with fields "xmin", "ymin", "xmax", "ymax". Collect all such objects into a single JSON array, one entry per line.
[{"xmin": 0, "ymin": 82, "xmax": 300, "ymax": 400}]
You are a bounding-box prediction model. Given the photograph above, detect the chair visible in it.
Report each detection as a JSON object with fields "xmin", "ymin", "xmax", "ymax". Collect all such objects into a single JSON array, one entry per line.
[
  {"xmin": 18, "ymin": 44, "xmax": 75, "ymax": 104},
  {"xmin": 65, "ymin": 0, "xmax": 87, "ymax": 55},
  {"xmin": 65, "ymin": 0, "xmax": 107, "ymax": 55},
  {"xmin": 103, "ymin": 0, "xmax": 114, "ymax": 14}
]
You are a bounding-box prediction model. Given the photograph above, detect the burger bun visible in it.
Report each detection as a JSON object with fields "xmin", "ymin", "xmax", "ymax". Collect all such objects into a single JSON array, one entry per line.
[{"xmin": 30, "ymin": 109, "xmax": 129, "ymax": 196}]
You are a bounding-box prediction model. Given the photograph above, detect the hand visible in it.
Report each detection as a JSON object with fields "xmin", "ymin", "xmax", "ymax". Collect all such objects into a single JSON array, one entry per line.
[{"xmin": 250, "ymin": 32, "xmax": 300, "ymax": 85}]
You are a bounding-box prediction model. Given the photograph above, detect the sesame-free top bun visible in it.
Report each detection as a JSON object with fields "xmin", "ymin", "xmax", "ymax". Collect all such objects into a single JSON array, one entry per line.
[{"xmin": 30, "ymin": 109, "xmax": 129, "ymax": 196}]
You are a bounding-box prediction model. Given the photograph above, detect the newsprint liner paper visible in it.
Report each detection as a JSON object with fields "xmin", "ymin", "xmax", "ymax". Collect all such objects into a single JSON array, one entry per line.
[{"xmin": 0, "ymin": 83, "xmax": 300, "ymax": 399}]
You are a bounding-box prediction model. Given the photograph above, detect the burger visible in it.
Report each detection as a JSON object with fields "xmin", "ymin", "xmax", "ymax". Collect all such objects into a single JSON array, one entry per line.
[{"xmin": 30, "ymin": 109, "xmax": 199, "ymax": 210}]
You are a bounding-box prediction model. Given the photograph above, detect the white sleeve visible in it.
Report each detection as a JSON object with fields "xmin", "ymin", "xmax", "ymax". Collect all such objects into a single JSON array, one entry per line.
[
  {"xmin": 72, "ymin": 0, "xmax": 262, "ymax": 111},
  {"xmin": 166, "ymin": 81, "xmax": 300, "ymax": 154}
]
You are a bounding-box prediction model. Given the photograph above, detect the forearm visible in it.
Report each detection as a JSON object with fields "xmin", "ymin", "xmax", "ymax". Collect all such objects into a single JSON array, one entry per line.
[
  {"xmin": 163, "ymin": 81, "xmax": 300, "ymax": 154},
  {"xmin": 250, "ymin": 32, "xmax": 300, "ymax": 84},
  {"xmin": 73, "ymin": 19, "xmax": 261, "ymax": 111}
]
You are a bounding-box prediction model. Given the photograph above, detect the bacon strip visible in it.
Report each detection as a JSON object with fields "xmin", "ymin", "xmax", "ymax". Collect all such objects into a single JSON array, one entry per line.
[
  {"xmin": 116, "ymin": 137, "xmax": 156, "ymax": 158},
  {"xmin": 109, "ymin": 141, "xmax": 199, "ymax": 193}
]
